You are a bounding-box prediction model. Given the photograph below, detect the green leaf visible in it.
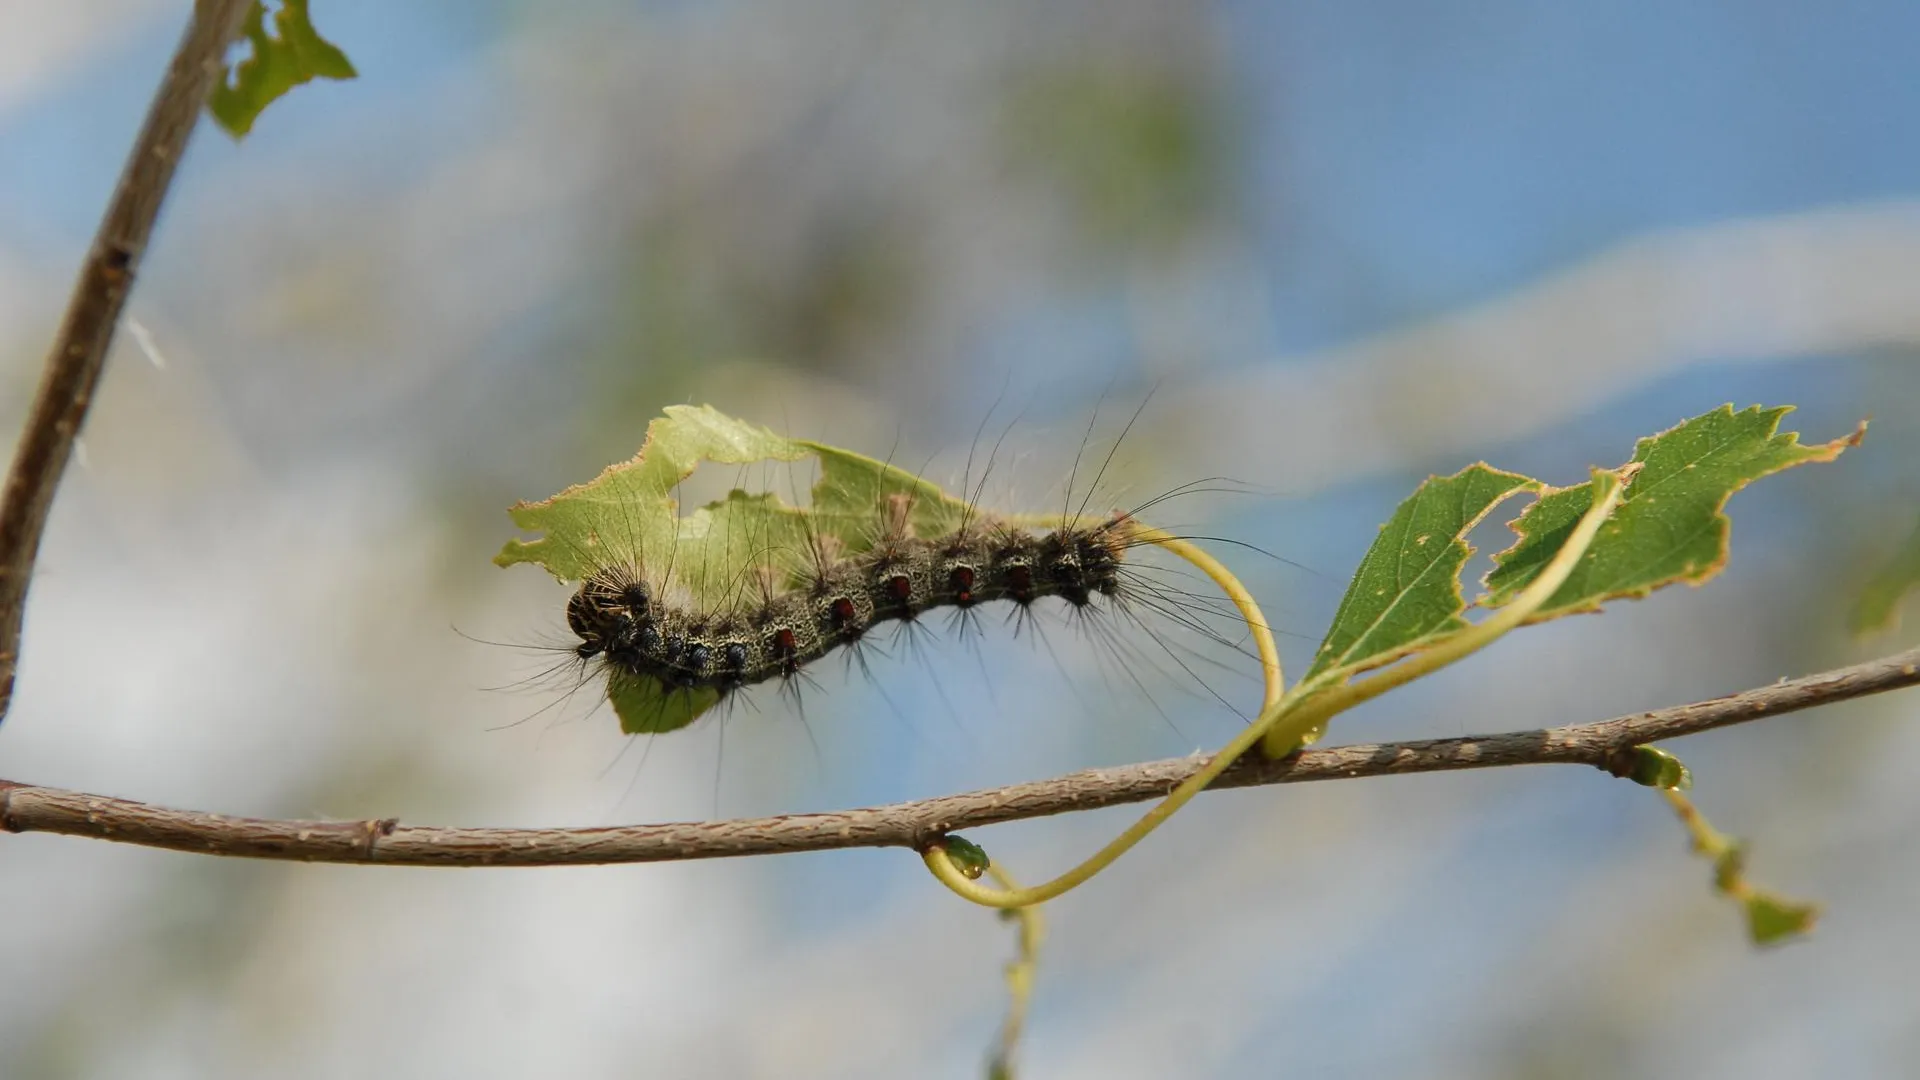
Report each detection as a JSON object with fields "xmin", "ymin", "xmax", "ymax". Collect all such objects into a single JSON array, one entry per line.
[
  {"xmin": 497, "ymin": 406, "xmax": 800, "ymax": 590},
  {"xmin": 209, "ymin": 0, "xmax": 357, "ymax": 139},
  {"xmin": 497, "ymin": 405, "xmax": 978, "ymax": 732},
  {"xmin": 1484, "ymin": 405, "xmax": 1862, "ymax": 618},
  {"xmin": 1303, "ymin": 465, "xmax": 1537, "ymax": 682},
  {"xmin": 1851, "ymin": 513, "xmax": 1920, "ymax": 637},
  {"xmin": 496, "ymin": 404, "xmax": 975, "ymax": 598},
  {"xmin": 1744, "ymin": 891, "xmax": 1821, "ymax": 946},
  {"xmin": 1280, "ymin": 405, "xmax": 1853, "ymax": 754}
]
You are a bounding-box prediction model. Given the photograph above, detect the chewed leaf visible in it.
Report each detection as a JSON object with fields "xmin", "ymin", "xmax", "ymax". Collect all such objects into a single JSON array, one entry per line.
[
  {"xmin": 1851, "ymin": 514, "xmax": 1920, "ymax": 637},
  {"xmin": 209, "ymin": 0, "xmax": 357, "ymax": 138},
  {"xmin": 496, "ymin": 406, "xmax": 980, "ymax": 596},
  {"xmin": 1484, "ymin": 405, "xmax": 1862, "ymax": 618},
  {"xmin": 494, "ymin": 405, "xmax": 807, "ymax": 590},
  {"xmin": 798, "ymin": 440, "xmax": 976, "ymax": 542},
  {"xmin": 1303, "ymin": 465, "xmax": 1536, "ymax": 682}
]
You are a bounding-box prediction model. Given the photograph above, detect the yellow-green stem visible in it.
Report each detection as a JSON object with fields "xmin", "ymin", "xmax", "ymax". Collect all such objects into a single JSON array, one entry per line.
[
  {"xmin": 986, "ymin": 865, "xmax": 1044, "ymax": 1079},
  {"xmin": 922, "ymin": 522, "xmax": 1282, "ymax": 908}
]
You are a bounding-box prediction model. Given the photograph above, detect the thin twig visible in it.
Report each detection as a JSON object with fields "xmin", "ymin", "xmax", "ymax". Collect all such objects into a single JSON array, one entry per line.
[
  {"xmin": 3, "ymin": 646, "xmax": 1915, "ymax": 867},
  {"xmin": 0, "ymin": 0, "xmax": 254, "ymax": 722},
  {"xmin": 986, "ymin": 864, "xmax": 1043, "ymax": 1080}
]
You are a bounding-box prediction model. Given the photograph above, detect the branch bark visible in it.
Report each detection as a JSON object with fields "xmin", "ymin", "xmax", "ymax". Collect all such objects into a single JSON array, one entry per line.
[
  {"xmin": 0, "ymin": 0, "xmax": 254, "ymax": 722},
  {"xmin": 4, "ymin": 646, "xmax": 1915, "ymax": 867}
]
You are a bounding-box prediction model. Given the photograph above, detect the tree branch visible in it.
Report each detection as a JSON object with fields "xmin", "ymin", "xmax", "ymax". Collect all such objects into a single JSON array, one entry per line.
[
  {"xmin": 0, "ymin": 0, "xmax": 254, "ymax": 722},
  {"xmin": 4, "ymin": 646, "xmax": 1915, "ymax": 867}
]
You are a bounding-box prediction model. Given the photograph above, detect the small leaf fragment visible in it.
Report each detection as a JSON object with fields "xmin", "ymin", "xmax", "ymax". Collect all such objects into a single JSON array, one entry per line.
[
  {"xmin": 1617, "ymin": 746, "xmax": 1692, "ymax": 790},
  {"xmin": 1851, "ymin": 513, "xmax": 1920, "ymax": 637},
  {"xmin": 209, "ymin": 0, "xmax": 358, "ymax": 139},
  {"xmin": 606, "ymin": 675, "xmax": 717, "ymax": 736},
  {"xmin": 1485, "ymin": 405, "xmax": 1862, "ymax": 618},
  {"xmin": 1744, "ymin": 891, "xmax": 1822, "ymax": 946},
  {"xmin": 941, "ymin": 836, "xmax": 992, "ymax": 880},
  {"xmin": 1304, "ymin": 464, "xmax": 1536, "ymax": 682}
]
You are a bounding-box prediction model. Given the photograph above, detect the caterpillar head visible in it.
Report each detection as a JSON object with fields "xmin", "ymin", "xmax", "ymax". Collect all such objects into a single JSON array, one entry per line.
[{"xmin": 567, "ymin": 566, "xmax": 654, "ymax": 658}]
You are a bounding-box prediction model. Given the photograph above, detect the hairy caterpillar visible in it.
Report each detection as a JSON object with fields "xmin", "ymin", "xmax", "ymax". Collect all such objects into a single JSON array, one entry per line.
[
  {"xmin": 566, "ymin": 518, "xmax": 1133, "ymax": 691},
  {"xmin": 499, "ymin": 405, "xmax": 1263, "ymax": 737}
]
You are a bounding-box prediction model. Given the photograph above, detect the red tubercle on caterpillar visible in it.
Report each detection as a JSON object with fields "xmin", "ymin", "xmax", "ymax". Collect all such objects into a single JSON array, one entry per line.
[
  {"xmin": 829, "ymin": 596, "xmax": 861, "ymax": 637},
  {"xmin": 885, "ymin": 573, "xmax": 913, "ymax": 603},
  {"xmin": 1004, "ymin": 563, "xmax": 1034, "ymax": 603},
  {"xmin": 949, "ymin": 565, "xmax": 976, "ymax": 605},
  {"xmin": 771, "ymin": 626, "xmax": 800, "ymax": 675}
]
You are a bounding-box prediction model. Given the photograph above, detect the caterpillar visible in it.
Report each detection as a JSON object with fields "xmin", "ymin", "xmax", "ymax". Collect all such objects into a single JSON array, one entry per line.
[
  {"xmin": 499, "ymin": 404, "xmax": 1262, "ymax": 737},
  {"xmin": 565, "ymin": 515, "xmax": 1131, "ymax": 692}
]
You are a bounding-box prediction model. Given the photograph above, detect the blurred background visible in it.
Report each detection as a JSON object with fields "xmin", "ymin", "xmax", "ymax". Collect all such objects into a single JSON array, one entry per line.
[{"xmin": 3, "ymin": 2, "xmax": 1919, "ymax": 1077}]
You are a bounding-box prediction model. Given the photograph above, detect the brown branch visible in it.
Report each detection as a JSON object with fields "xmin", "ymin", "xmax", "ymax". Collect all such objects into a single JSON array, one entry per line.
[
  {"xmin": 0, "ymin": 0, "xmax": 254, "ymax": 722},
  {"xmin": 4, "ymin": 646, "xmax": 1915, "ymax": 867}
]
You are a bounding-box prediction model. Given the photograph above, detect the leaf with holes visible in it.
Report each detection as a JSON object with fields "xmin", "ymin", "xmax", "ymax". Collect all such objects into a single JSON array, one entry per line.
[
  {"xmin": 209, "ymin": 0, "xmax": 357, "ymax": 138},
  {"xmin": 1302, "ymin": 465, "xmax": 1538, "ymax": 684},
  {"xmin": 1483, "ymin": 405, "xmax": 1862, "ymax": 617}
]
